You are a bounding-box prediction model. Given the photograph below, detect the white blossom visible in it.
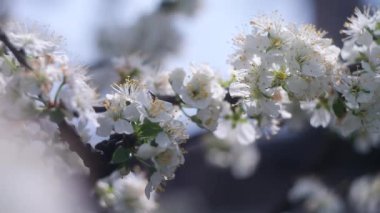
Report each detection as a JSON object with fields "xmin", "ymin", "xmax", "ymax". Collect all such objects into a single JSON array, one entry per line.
[
  {"xmin": 205, "ymin": 136, "xmax": 260, "ymax": 179},
  {"xmin": 289, "ymin": 178, "xmax": 345, "ymax": 213},
  {"xmin": 300, "ymin": 99, "xmax": 331, "ymax": 128},
  {"xmin": 169, "ymin": 64, "xmax": 225, "ymax": 109},
  {"xmin": 195, "ymin": 100, "xmax": 223, "ymax": 131},
  {"xmin": 6, "ymin": 22, "xmax": 60, "ymax": 57},
  {"xmin": 96, "ymin": 93, "xmax": 135, "ymax": 137},
  {"xmin": 96, "ymin": 171, "xmax": 157, "ymax": 213},
  {"xmin": 161, "ymin": 119, "xmax": 189, "ymax": 144},
  {"xmin": 110, "ymin": 56, "xmax": 176, "ymax": 96},
  {"xmin": 349, "ymin": 173, "xmax": 380, "ymax": 213},
  {"xmin": 135, "ymin": 131, "xmax": 185, "ymax": 198},
  {"xmin": 334, "ymin": 8, "xmax": 380, "ymax": 150},
  {"xmin": 136, "ymin": 92, "xmax": 174, "ymax": 123},
  {"xmin": 214, "ymin": 104, "xmax": 260, "ymax": 145},
  {"xmin": 335, "ymin": 73, "xmax": 377, "ymax": 109}
]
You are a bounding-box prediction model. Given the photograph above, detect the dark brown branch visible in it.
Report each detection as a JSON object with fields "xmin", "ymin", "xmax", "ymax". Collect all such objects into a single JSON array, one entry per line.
[
  {"xmin": 58, "ymin": 120, "xmax": 116, "ymax": 183},
  {"xmin": 92, "ymin": 95, "xmax": 182, "ymax": 113},
  {"xmin": 347, "ymin": 63, "xmax": 363, "ymax": 73},
  {"xmin": 93, "ymin": 91, "xmax": 240, "ymax": 114},
  {"xmin": 224, "ymin": 90, "xmax": 240, "ymax": 105},
  {"xmin": 156, "ymin": 91, "xmax": 240, "ymax": 105},
  {"xmin": 0, "ymin": 28, "xmax": 32, "ymax": 70},
  {"xmin": 156, "ymin": 95, "xmax": 182, "ymax": 104},
  {"xmin": 93, "ymin": 106, "xmax": 107, "ymax": 113}
]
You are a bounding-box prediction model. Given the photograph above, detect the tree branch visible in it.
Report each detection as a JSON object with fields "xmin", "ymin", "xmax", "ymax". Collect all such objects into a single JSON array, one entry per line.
[
  {"xmin": 0, "ymin": 28, "xmax": 32, "ymax": 70},
  {"xmin": 92, "ymin": 91, "xmax": 240, "ymax": 113},
  {"xmin": 57, "ymin": 120, "xmax": 116, "ymax": 183}
]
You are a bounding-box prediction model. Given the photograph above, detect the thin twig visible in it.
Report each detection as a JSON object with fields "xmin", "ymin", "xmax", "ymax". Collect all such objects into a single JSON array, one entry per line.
[{"xmin": 0, "ymin": 28, "xmax": 32, "ymax": 70}]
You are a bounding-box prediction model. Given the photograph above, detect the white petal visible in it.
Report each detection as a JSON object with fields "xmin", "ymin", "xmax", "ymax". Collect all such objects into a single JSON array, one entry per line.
[
  {"xmin": 231, "ymin": 145, "xmax": 260, "ymax": 179},
  {"xmin": 155, "ymin": 132, "xmax": 171, "ymax": 148},
  {"xmin": 181, "ymin": 94, "xmax": 211, "ymax": 109},
  {"xmin": 96, "ymin": 117, "xmax": 114, "ymax": 137},
  {"xmin": 261, "ymin": 100, "xmax": 280, "ymax": 118},
  {"xmin": 145, "ymin": 172, "xmax": 163, "ymax": 199},
  {"xmin": 123, "ymin": 104, "xmax": 140, "ymax": 121},
  {"xmin": 310, "ymin": 108, "xmax": 331, "ymax": 128},
  {"xmin": 286, "ymin": 76, "xmax": 308, "ymax": 98},
  {"xmin": 300, "ymin": 100, "xmax": 317, "ymax": 110},
  {"xmin": 229, "ymin": 82, "xmax": 251, "ymax": 98},
  {"xmin": 214, "ymin": 120, "xmax": 231, "ymax": 139},
  {"xmin": 301, "ymin": 58, "xmax": 325, "ymax": 77},
  {"xmin": 169, "ymin": 68, "xmax": 185, "ymax": 93},
  {"xmin": 136, "ymin": 144, "xmax": 158, "ymax": 160},
  {"xmin": 237, "ymin": 122, "xmax": 257, "ymax": 145},
  {"xmin": 114, "ymin": 120, "xmax": 134, "ymax": 134},
  {"xmin": 197, "ymin": 107, "xmax": 219, "ymax": 131}
]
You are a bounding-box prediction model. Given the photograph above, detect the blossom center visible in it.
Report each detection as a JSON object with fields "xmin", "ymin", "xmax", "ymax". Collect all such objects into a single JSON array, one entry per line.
[
  {"xmin": 156, "ymin": 150, "xmax": 174, "ymax": 165},
  {"xmin": 149, "ymin": 99, "xmax": 166, "ymax": 118},
  {"xmin": 186, "ymin": 83, "xmax": 209, "ymax": 100}
]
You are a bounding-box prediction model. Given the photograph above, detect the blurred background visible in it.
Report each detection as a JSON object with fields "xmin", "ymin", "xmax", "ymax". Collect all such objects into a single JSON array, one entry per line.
[
  {"xmin": 2, "ymin": 0, "xmax": 380, "ymax": 212},
  {"xmin": 7, "ymin": 0, "xmax": 315, "ymax": 70}
]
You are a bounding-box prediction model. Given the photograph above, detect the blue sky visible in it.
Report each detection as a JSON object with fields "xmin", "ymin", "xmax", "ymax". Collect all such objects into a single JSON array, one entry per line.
[{"xmin": 10, "ymin": 0, "xmax": 314, "ymax": 73}]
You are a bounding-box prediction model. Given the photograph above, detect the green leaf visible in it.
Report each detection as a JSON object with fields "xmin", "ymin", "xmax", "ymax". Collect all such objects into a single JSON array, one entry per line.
[
  {"xmin": 219, "ymin": 75, "xmax": 236, "ymax": 88},
  {"xmin": 119, "ymin": 68, "xmax": 140, "ymax": 83},
  {"xmin": 140, "ymin": 119, "xmax": 162, "ymax": 136},
  {"xmin": 133, "ymin": 119, "xmax": 162, "ymax": 144},
  {"xmin": 190, "ymin": 115, "xmax": 202, "ymax": 125},
  {"xmin": 111, "ymin": 147, "xmax": 132, "ymax": 164},
  {"xmin": 333, "ymin": 96, "xmax": 347, "ymax": 119}
]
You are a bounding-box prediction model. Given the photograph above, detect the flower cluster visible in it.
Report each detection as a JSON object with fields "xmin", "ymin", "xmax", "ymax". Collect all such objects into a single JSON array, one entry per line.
[
  {"xmin": 111, "ymin": 56, "xmax": 175, "ymax": 96},
  {"xmin": 169, "ymin": 64, "xmax": 226, "ymax": 130},
  {"xmin": 229, "ymin": 14, "xmax": 340, "ymax": 137},
  {"xmin": 6, "ymin": 7, "xmax": 380, "ymax": 212},
  {"xmin": 96, "ymin": 80, "xmax": 188, "ymax": 198},
  {"xmin": 167, "ymin": 64, "xmax": 264, "ymax": 178},
  {"xmin": 0, "ymin": 24, "xmax": 99, "ymax": 212},
  {"xmin": 96, "ymin": 171, "xmax": 157, "ymax": 213},
  {"xmin": 63, "ymin": 9, "xmax": 380, "ymax": 211},
  {"xmin": 349, "ymin": 173, "xmax": 380, "ymax": 213},
  {"xmin": 224, "ymin": 9, "xmax": 380, "ymax": 152},
  {"xmin": 332, "ymin": 8, "xmax": 380, "ymax": 151},
  {"xmin": 204, "ymin": 133, "xmax": 260, "ymax": 179},
  {"xmin": 289, "ymin": 178, "xmax": 345, "ymax": 213},
  {"xmin": 0, "ymin": 22, "xmax": 187, "ymax": 210},
  {"xmin": 288, "ymin": 173, "xmax": 380, "ymax": 213},
  {"xmin": 0, "ymin": 24, "xmax": 97, "ymax": 133}
]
